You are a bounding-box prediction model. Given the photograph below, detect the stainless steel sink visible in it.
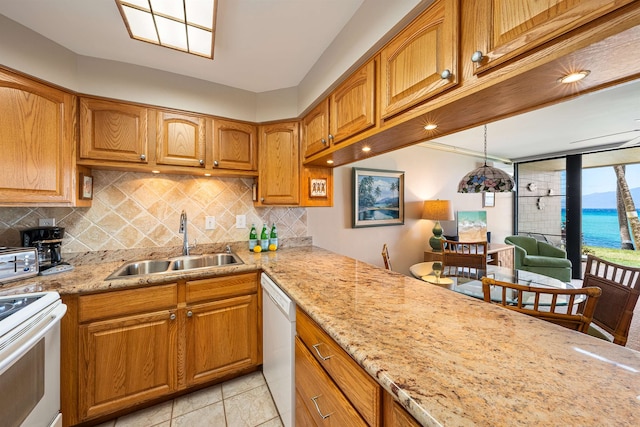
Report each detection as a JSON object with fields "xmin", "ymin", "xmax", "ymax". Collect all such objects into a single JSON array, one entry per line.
[
  {"xmin": 106, "ymin": 253, "xmax": 243, "ymax": 279},
  {"xmin": 171, "ymin": 253, "xmax": 240, "ymax": 270},
  {"xmin": 107, "ymin": 259, "xmax": 172, "ymax": 279}
]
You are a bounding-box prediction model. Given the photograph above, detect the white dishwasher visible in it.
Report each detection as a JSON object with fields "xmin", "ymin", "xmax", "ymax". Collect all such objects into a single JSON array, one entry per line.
[{"xmin": 261, "ymin": 273, "xmax": 296, "ymax": 427}]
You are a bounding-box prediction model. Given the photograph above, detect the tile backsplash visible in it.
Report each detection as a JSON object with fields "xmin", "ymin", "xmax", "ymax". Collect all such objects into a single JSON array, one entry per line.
[{"xmin": 0, "ymin": 170, "xmax": 307, "ymax": 254}]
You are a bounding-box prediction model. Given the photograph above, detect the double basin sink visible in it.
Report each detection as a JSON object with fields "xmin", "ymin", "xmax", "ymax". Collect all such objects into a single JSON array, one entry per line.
[{"xmin": 106, "ymin": 253, "xmax": 243, "ymax": 280}]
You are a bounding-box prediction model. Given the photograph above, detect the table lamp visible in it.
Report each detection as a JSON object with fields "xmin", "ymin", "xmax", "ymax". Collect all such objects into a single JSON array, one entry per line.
[{"xmin": 422, "ymin": 200, "xmax": 454, "ymax": 252}]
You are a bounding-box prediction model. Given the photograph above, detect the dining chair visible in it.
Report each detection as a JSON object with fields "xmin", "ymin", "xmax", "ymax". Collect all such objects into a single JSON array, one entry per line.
[
  {"xmin": 381, "ymin": 244, "xmax": 392, "ymax": 270},
  {"xmin": 580, "ymin": 255, "xmax": 640, "ymax": 346},
  {"xmin": 481, "ymin": 277, "xmax": 602, "ymax": 333},
  {"xmin": 442, "ymin": 240, "xmax": 487, "ymax": 270}
]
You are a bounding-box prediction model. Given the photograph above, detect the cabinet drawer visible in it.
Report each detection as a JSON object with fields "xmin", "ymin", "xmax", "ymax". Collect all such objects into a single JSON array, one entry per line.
[
  {"xmin": 186, "ymin": 272, "xmax": 258, "ymax": 303},
  {"xmin": 296, "ymin": 338, "xmax": 366, "ymax": 426},
  {"xmin": 296, "ymin": 309, "xmax": 381, "ymax": 426},
  {"xmin": 78, "ymin": 283, "xmax": 178, "ymax": 322}
]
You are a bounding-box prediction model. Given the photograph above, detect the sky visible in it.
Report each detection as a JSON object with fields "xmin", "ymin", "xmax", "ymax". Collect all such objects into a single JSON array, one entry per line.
[{"xmin": 582, "ymin": 163, "xmax": 640, "ymax": 195}]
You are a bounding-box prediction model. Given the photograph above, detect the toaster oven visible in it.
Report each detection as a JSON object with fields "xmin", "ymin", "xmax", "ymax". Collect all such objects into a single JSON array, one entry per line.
[{"xmin": 0, "ymin": 247, "xmax": 39, "ymax": 284}]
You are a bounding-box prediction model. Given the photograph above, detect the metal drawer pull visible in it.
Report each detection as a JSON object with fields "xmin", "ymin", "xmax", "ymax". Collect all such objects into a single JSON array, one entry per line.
[
  {"xmin": 312, "ymin": 343, "xmax": 333, "ymax": 360},
  {"xmin": 311, "ymin": 395, "xmax": 332, "ymax": 419}
]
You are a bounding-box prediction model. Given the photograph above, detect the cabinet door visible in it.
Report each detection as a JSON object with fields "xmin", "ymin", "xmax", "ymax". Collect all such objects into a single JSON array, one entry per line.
[
  {"xmin": 79, "ymin": 97, "xmax": 148, "ymax": 164},
  {"xmin": 0, "ymin": 69, "xmax": 75, "ymax": 205},
  {"xmin": 79, "ymin": 310, "xmax": 178, "ymax": 419},
  {"xmin": 156, "ymin": 110, "xmax": 207, "ymax": 168},
  {"xmin": 258, "ymin": 122, "xmax": 300, "ymax": 205},
  {"xmin": 471, "ymin": 0, "xmax": 634, "ymax": 73},
  {"xmin": 379, "ymin": 0, "xmax": 458, "ymax": 118},
  {"xmin": 184, "ymin": 293, "xmax": 259, "ymax": 387},
  {"xmin": 302, "ymin": 99, "xmax": 330, "ymax": 158},
  {"xmin": 330, "ymin": 60, "xmax": 376, "ymax": 144},
  {"xmin": 212, "ymin": 119, "xmax": 257, "ymax": 170}
]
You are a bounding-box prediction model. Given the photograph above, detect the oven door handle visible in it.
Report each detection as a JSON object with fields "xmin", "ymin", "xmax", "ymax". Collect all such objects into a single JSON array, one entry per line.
[{"xmin": 0, "ymin": 303, "xmax": 67, "ymax": 374}]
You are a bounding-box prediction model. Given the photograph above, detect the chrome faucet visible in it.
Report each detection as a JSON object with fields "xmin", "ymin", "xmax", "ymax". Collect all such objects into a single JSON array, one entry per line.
[{"xmin": 179, "ymin": 210, "xmax": 189, "ymax": 256}]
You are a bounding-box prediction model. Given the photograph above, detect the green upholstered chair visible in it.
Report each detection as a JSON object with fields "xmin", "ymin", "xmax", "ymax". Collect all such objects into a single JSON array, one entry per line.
[{"xmin": 504, "ymin": 235, "xmax": 572, "ymax": 282}]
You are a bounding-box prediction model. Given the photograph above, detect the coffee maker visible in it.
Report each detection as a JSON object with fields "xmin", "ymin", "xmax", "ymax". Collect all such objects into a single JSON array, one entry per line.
[{"xmin": 20, "ymin": 226, "xmax": 66, "ymax": 271}]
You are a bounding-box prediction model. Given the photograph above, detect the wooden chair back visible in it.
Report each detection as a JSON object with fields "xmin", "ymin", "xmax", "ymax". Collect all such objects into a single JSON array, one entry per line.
[
  {"xmin": 482, "ymin": 277, "xmax": 602, "ymax": 333},
  {"xmin": 381, "ymin": 244, "xmax": 392, "ymax": 270},
  {"xmin": 442, "ymin": 240, "xmax": 487, "ymax": 270},
  {"xmin": 581, "ymin": 255, "xmax": 640, "ymax": 346}
]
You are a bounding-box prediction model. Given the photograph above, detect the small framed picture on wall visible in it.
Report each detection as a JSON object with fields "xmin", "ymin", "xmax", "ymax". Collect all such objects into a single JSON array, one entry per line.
[
  {"xmin": 483, "ymin": 192, "xmax": 495, "ymax": 207},
  {"xmin": 80, "ymin": 173, "xmax": 93, "ymax": 200}
]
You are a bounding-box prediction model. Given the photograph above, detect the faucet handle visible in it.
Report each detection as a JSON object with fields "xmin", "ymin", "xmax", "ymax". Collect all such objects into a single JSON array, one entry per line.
[{"xmin": 225, "ymin": 245, "xmax": 231, "ymax": 254}]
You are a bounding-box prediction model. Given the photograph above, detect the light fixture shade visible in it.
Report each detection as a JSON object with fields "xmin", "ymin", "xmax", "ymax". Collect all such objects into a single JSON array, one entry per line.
[
  {"xmin": 457, "ymin": 124, "xmax": 515, "ymax": 193},
  {"xmin": 422, "ymin": 200, "xmax": 454, "ymax": 221},
  {"xmin": 457, "ymin": 165, "xmax": 515, "ymax": 193}
]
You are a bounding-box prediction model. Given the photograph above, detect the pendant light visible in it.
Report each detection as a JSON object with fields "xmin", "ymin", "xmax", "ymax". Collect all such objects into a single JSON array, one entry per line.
[{"xmin": 457, "ymin": 125, "xmax": 515, "ymax": 193}]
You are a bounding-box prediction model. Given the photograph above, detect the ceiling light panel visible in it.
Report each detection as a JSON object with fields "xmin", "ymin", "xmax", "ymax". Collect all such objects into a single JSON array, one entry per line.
[{"xmin": 116, "ymin": 0, "xmax": 216, "ymax": 58}]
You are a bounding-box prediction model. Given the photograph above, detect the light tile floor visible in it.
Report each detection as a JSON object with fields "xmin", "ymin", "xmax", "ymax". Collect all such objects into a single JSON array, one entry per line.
[{"xmin": 95, "ymin": 371, "xmax": 282, "ymax": 427}]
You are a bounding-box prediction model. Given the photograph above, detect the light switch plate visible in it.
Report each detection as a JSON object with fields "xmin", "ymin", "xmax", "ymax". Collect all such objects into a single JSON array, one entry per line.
[
  {"xmin": 39, "ymin": 218, "xmax": 56, "ymax": 227},
  {"xmin": 205, "ymin": 216, "xmax": 216, "ymax": 230},
  {"xmin": 236, "ymin": 215, "xmax": 246, "ymax": 229}
]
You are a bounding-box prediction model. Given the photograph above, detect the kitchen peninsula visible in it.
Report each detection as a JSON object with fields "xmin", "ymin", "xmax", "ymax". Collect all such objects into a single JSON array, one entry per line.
[{"xmin": 2, "ymin": 244, "xmax": 639, "ymax": 426}]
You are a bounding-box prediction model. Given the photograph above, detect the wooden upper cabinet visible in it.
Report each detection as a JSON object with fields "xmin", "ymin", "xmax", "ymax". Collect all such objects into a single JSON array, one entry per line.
[
  {"xmin": 379, "ymin": 0, "xmax": 458, "ymax": 119},
  {"xmin": 79, "ymin": 97, "xmax": 148, "ymax": 163},
  {"xmin": 470, "ymin": 0, "xmax": 635, "ymax": 73},
  {"xmin": 301, "ymin": 100, "xmax": 330, "ymax": 159},
  {"xmin": 330, "ymin": 60, "xmax": 376, "ymax": 144},
  {"xmin": 155, "ymin": 110, "xmax": 208, "ymax": 168},
  {"xmin": 258, "ymin": 122, "xmax": 300, "ymax": 205},
  {"xmin": 212, "ymin": 119, "xmax": 257, "ymax": 171},
  {"xmin": 0, "ymin": 69, "xmax": 76, "ymax": 205}
]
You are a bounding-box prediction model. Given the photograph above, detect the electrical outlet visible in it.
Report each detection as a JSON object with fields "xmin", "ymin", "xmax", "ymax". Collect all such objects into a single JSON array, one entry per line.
[
  {"xmin": 39, "ymin": 218, "xmax": 56, "ymax": 227},
  {"xmin": 236, "ymin": 215, "xmax": 246, "ymax": 229},
  {"xmin": 205, "ymin": 216, "xmax": 216, "ymax": 230}
]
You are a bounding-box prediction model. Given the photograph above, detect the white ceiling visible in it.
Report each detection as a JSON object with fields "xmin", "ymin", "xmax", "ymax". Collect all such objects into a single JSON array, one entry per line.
[{"xmin": 1, "ymin": 0, "xmax": 639, "ymax": 163}]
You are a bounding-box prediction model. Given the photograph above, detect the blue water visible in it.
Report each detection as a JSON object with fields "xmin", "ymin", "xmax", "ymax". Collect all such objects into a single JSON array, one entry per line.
[{"xmin": 561, "ymin": 208, "xmax": 640, "ymax": 248}]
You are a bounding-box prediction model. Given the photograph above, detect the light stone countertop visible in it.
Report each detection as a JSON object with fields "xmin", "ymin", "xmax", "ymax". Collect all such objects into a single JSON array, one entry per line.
[{"xmin": 2, "ymin": 244, "xmax": 639, "ymax": 426}]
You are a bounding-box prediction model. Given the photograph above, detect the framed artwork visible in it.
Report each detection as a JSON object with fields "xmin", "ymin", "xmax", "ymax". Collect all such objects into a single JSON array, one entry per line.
[
  {"xmin": 309, "ymin": 178, "xmax": 327, "ymax": 198},
  {"xmin": 80, "ymin": 173, "xmax": 93, "ymax": 200},
  {"xmin": 457, "ymin": 211, "xmax": 487, "ymax": 241},
  {"xmin": 352, "ymin": 168, "xmax": 404, "ymax": 228},
  {"xmin": 483, "ymin": 192, "xmax": 495, "ymax": 207}
]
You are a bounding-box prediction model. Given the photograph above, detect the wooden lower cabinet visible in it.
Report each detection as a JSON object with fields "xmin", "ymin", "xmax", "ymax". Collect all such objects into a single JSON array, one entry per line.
[
  {"xmin": 296, "ymin": 307, "xmax": 421, "ymax": 426},
  {"xmin": 63, "ymin": 272, "xmax": 260, "ymax": 426}
]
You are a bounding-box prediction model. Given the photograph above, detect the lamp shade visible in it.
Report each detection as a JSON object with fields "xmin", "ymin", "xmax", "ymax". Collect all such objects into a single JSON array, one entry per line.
[
  {"xmin": 457, "ymin": 124, "xmax": 515, "ymax": 193},
  {"xmin": 457, "ymin": 164, "xmax": 515, "ymax": 193},
  {"xmin": 422, "ymin": 200, "xmax": 454, "ymax": 221}
]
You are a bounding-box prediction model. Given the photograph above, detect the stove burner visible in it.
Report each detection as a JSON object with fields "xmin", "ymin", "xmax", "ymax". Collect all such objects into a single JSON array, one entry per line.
[{"xmin": 0, "ymin": 296, "xmax": 40, "ymax": 322}]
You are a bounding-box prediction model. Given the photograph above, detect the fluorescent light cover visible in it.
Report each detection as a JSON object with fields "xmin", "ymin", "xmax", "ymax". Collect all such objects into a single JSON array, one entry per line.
[{"xmin": 116, "ymin": 0, "xmax": 216, "ymax": 58}]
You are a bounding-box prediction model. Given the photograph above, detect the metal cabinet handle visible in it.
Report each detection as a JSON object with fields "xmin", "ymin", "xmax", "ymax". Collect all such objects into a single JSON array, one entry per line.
[
  {"xmin": 328, "ymin": 134, "xmax": 334, "ymax": 140},
  {"xmin": 260, "ymin": 197, "xmax": 265, "ymax": 202},
  {"xmin": 321, "ymin": 138, "xmax": 327, "ymax": 145},
  {"xmin": 199, "ymin": 159, "xmax": 204, "ymax": 165},
  {"xmin": 214, "ymin": 160, "xmax": 219, "ymax": 167},
  {"xmin": 169, "ymin": 313, "xmax": 176, "ymax": 320},
  {"xmin": 440, "ymin": 69, "xmax": 452, "ymax": 79},
  {"xmin": 187, "ymin": 310, "xmax": 193, "ymax": 317},
  {"xmin": 310, "ymin": 395, "xmax": 332, "ymax": 419},
  {"xmin": 471, "ymin": 51, "xmax": 484, "ymax": 63},
  {"xmin": 140, "ymin": 154, "xmax": 146, "ymax": 161},
  {"xmin": 312, "ymin": 343, "xmax": 333, "ymax": 360}
]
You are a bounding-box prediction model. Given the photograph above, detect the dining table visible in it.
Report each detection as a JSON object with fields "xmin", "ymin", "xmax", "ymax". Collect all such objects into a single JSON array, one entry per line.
[{"xmin": 409, "ymin": 261, "xmax": 582, "ymax": 306}]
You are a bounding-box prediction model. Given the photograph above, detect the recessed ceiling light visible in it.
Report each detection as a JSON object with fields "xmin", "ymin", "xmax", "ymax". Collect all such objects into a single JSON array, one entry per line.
[
  {"xmin": 151, "ymin": 170, "xmax": 160, "ymax": 174},
  {"xmin": 362, "ymin": 146, "xmax": 371, "ymax": 152},
  {"xmin": 326, "ymin": 160, "xmax": 334, "ymax": 164},
  {"xmin": 424, "ymin": 124, "xmax": 438, "ymax": 130},
  {"xmin": 204, "ymin": 173, "xmax": 212, "ymax": 177},
  {"xmin": 558, "ymin": 70, "xmax": 590, "ymax": 84}
]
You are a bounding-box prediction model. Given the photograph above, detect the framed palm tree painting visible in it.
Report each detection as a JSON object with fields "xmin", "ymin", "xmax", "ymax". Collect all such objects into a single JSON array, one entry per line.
[{"xmin": 352, "ymin": 168, "xmax": 404, "ymax": 228}]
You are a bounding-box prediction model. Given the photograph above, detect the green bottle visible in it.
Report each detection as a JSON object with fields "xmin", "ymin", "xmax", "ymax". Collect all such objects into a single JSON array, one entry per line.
[
  {"xmin": 260, "ymin": 224, "xmax": 269, "ymax": 251},
  {"xmin": 269, "ymin": 223, "xmax": 278, "ymax": 250},
  {"xmin": 249, "ymin": 223, "xmax": 257, "ymax": 250}
]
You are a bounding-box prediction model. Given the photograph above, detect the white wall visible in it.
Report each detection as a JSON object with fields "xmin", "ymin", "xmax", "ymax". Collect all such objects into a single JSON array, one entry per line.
[{"xmin": 308, "ymin": 145, "xmax": 514, "ymax": 276}]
